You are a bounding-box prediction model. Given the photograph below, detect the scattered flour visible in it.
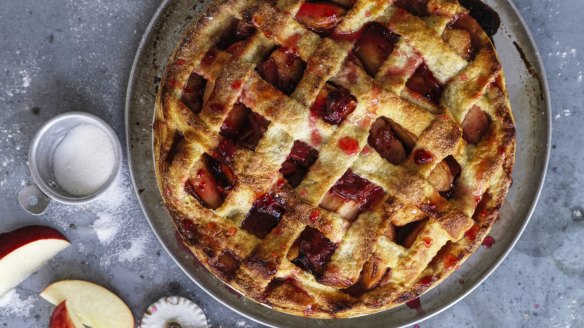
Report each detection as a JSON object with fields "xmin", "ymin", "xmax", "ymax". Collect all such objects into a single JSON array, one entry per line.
[
  {"xmin": 549, "ymin": 46, "xmax": 580, "ymax": 74},
  {"xmin": 235, "ymin": 320, "xmax": 253, "ymax": 327},
  {"xmin": 117, "ymin": 235, "xmax": 149, "ymax": 263},
  {"xmin": 19, "ymin": 70, "xmax": 31, "ymax": 88},
  {"xmin": 554, "ymin": 108, "xmax": 574, "ymax": 120},
  {"xmin": 91, "ymin": 169, "xmax": 155, "ymax": 267},
  {"xmin": 545, "ymin": 38, "xmax": 582, "ymax": 121},
  {"xmin": 0, "ymin": 64, "xmax": 39, "ymax": 102},
  {"xmin": 43, "ymin": 165, "xmax": 157, "ymax": 268},
  {"xmin": 0, "ymin": 123, "xmax": 27, "ymax": 191},
  {"xmin": 90, "ymin": 170, "xmax": 154, "ymax": 266},
  {"xmin": 93, "ymin": 212, "xmax": 120, "ymax": 245},
  {"xmin": 0, "ymin": 290, "xmax": 35, "ymax": 317}
]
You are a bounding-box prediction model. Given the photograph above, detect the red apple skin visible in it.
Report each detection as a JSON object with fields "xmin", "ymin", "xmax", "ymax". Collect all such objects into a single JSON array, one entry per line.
[
  {"xmin": 0, "ymin": 226, "xmax": 68, "ymax": 259},
  {"xmin": 50, "ymin": 302, "xmax": 76, "ymax": 328}
]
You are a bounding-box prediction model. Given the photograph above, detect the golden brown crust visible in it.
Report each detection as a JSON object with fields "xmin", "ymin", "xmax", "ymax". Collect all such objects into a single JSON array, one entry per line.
[{"xmin": 153, "ymin": 0, "xmax": 515, "ymax": 319}]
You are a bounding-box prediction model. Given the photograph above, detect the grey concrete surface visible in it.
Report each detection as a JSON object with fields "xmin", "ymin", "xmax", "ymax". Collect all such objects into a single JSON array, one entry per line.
[{"xmin": 0, "ymin": 0, "xmax": 581, "ymax": 327}]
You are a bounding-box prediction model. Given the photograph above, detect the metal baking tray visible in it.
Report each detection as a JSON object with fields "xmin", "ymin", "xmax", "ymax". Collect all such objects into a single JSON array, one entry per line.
[{"xmin": 125, "ymin": 1, "xmax": 551, "ymax": 326}]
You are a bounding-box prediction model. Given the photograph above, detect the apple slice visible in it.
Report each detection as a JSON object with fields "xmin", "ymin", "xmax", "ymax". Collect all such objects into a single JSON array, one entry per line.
[
  {"xmin": 50, "ymin": 301, "xmax": 84, "ymax": 328},
  {"xmin": 0, "ymin": 226, "xmax": 70, "ymax": 296},
  {"xmin": 41, "ymin": 280, "xmax": 134, "ymax": 328}
]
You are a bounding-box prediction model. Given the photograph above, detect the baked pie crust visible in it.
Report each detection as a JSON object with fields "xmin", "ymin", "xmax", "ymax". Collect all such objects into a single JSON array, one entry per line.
[{"xmin": 154, "ymin": 0, "xmax": 515, "ymax": 318}]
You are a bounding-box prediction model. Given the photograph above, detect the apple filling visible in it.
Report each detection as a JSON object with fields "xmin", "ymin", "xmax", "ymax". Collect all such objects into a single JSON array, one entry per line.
[
  {"xmin": 310, "ymin": 83, "xmax": 357, "ymax": 125},
  {"xmin": 394, "ymin": 0, "xmax": 429, "ymax": 17},
  {"xmin": 279, "ymin": 141, "xmax": 319, "ymax": 187},
  {"xmin": 320, "ymin": 170, "xmax": 386, "ymax": 220},
  {"xmin": 457, "ymin": 0, "xmax": 501, "ymax": 37},
  {"xmin": 447, "ymin": 14, "xmax": 486, "ymax": 60},
  {"xmin": 220, "ymin": 102, "xmax": 270, "ymax": 150},
  {"xmin": 257, "ymin": 47, "xmax": 306, "ymax": 95},
  {"xmin": 428, "ymin": 155, "xmax": 462, "ymax": 199},
  {"xmin": 461, "ymin": 105, "xmax": 490, "ymax": 145},
  {"xmin": 241, "ymin": 193, "xmax": 286, "ymax": 238},
  {"xmin": 368, "ymin": 117, "xmax": 416, "ymax": 165},
  {"xmin": 288, "ymin": 227, "xmax": 336, "ymax": 276},
  {"xmin": 352, "ymin": 23, "xmax": 400, "ymax": 77},
  {"xmin": 395, "ymin": 218, "xmax": 429, "ymax": 248},
  {"xmin": 216, "ymin": 19, "xmax": 256, "ymax": 54},
  {"xmin": 442, "ymin": 26, "xmax": 474, "ymax": 61},
  {"xmin": 185, "ymin": 154, "xmax": 237, "ymax": 210},
  {"xmin": 211, "ymin": 251, "xmax": 241, "ymax": 279},
  {"xmin": 405, "ymin": 63, "xmax": 443, "ymax": 105},
  {"xmin": 181, "ymin": 72, "xmax": 208, "ymax": 114},
  {"xmin": 295, "ymin": 2, "xmax": 348, "ymax": 35}
]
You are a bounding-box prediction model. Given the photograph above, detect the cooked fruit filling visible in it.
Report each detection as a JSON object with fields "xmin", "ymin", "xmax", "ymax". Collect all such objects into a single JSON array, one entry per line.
[
  {"xmin": 220, "ymin": 102, "xmax": 270, "ymax": 150},
  {"xmin": 257, "ymin": 47, "xmax": 306, "ymax": 95},
  {"xmin": 457, "ymin": 0, "xmax": 501, "ymax": 38},
  {"xmin": 449, "ymin": 14, "xmax": 488, "ymax": 59},
  {"xmin": 296, "ymin": 2, "xmax": 347, "ymax": 34},
  {"xmin": 280, "ymin": 141, "xmax": 319, "ymax": 187},
  {"xmin": 353, "ymin": 23, "xmax": 400, "ymax": 76},
  {"xmin": 185, "ymin": 154, "xmax": 237, "ymax": 209},
  {"xmin": 330, "ymin": 171, "xmax": 385, "ymax": 209},
  {"xmin": 342, "ymin": 250, "xmax": 393, "ymax": 296},
  {"xmin": 201, "ymin": 47, "xmax": 221, "ymax": 67},
  {"xmin": 310, "ymin": 83, "xmax": 357, "ymax": 125},
  {"xmin": 181, "ymin": 72, "xmax": 208, "ymax": 114},
  {"xmin": 212, "ymin": 251, "xmax": 241, "ymax": 279},
  {"xmin": 461, "ymin": 105, "xmax": 490, "ymax": 144},
  {"xmin": 165, "ymin": 132, "xmax": 184, "ymax": 165},
  {"xmin": 472, "ymin": 192, "xmax": 492, "ymax": 222},
  {"xmin": 414, "ymin": 149, "xmax": 434, "ymax": 165},
  {"xmin": 320, "ymin": 170, "xmax": 386, "ymax": 220},
  {"xmin": 395, "ymin": 218, "xmax": 428, "ymax": 248},
  {"xmin": 338, "ymin": 136, "xmax": 360, "ymax": 156},
  {"xmin": 205, "ymin": 154, "xmax": 237, "ymax": 192},
  {"xmin": 442, "ymin": 27, "xmax": 474, "ymax": 60},
  {"xmin": 185, "ymin": 170, "xmax": 219, "ymax": 209},
  {"xmin": 405, "ymin": 63, "xmax": 443, "ymax": 104},
  {"xmin": 212, "ymin": 139, "xmax": 238, "ymax": 164},
  {"xmin": 394, "ymin": 0, "xmax": 429, "ymax": 17},
  {"xmin": 217, "ymin": 19, "xmax": 256, "ymax": 53},
  {"xmin": 341, "ymin": 254, "xmax": 392, "ymax": 296},
  {"xmin": 368, "ymin": 117, "xmax": 416, "ymax": 165},
  {"xmin": 428, "ymin": 155, "xmax": 461, "ymax": 199},
  {"xmin": 289, "ymin": 227, "xmax": 336, "ymax": 276},
  {"xmin": 241, "ymin": 193, "xmax": 285, "ymax": 238}
]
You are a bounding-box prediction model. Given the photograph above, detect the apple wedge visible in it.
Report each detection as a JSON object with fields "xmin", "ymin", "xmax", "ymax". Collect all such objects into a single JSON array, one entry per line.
[
  {"xmin": 41, "ymin": 280, "xmax": 134, "ymax": 328},
  {"xmin": 0, "ymin": 225, "xmax": 70, "ymax": 296},
  {"xmin": 50, "ymin": 301, "xmax": 84, "ymax": 328}
]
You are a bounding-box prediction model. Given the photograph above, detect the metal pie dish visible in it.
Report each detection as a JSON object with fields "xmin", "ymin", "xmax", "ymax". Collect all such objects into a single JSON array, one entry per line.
[{"xmin": 125, "ymin": 0, "xmax": 551, "ymax": 327}]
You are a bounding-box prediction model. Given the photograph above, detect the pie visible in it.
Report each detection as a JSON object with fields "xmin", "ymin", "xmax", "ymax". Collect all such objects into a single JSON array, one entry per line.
[{"xmin": 154, "ymin": 0, "xmax": 515, "ymax": 318}]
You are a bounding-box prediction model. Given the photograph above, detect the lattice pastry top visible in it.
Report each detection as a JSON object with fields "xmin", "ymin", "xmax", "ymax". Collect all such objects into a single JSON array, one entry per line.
[{"xmin": 154, "ymin": 0, "xmax": 515, "ymax": 318}]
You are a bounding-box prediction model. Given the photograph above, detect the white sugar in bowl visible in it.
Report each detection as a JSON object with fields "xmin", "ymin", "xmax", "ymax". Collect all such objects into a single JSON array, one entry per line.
[{"xmin": 18, "ymin": 112, "xmax": 122, "ymax": 214}]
